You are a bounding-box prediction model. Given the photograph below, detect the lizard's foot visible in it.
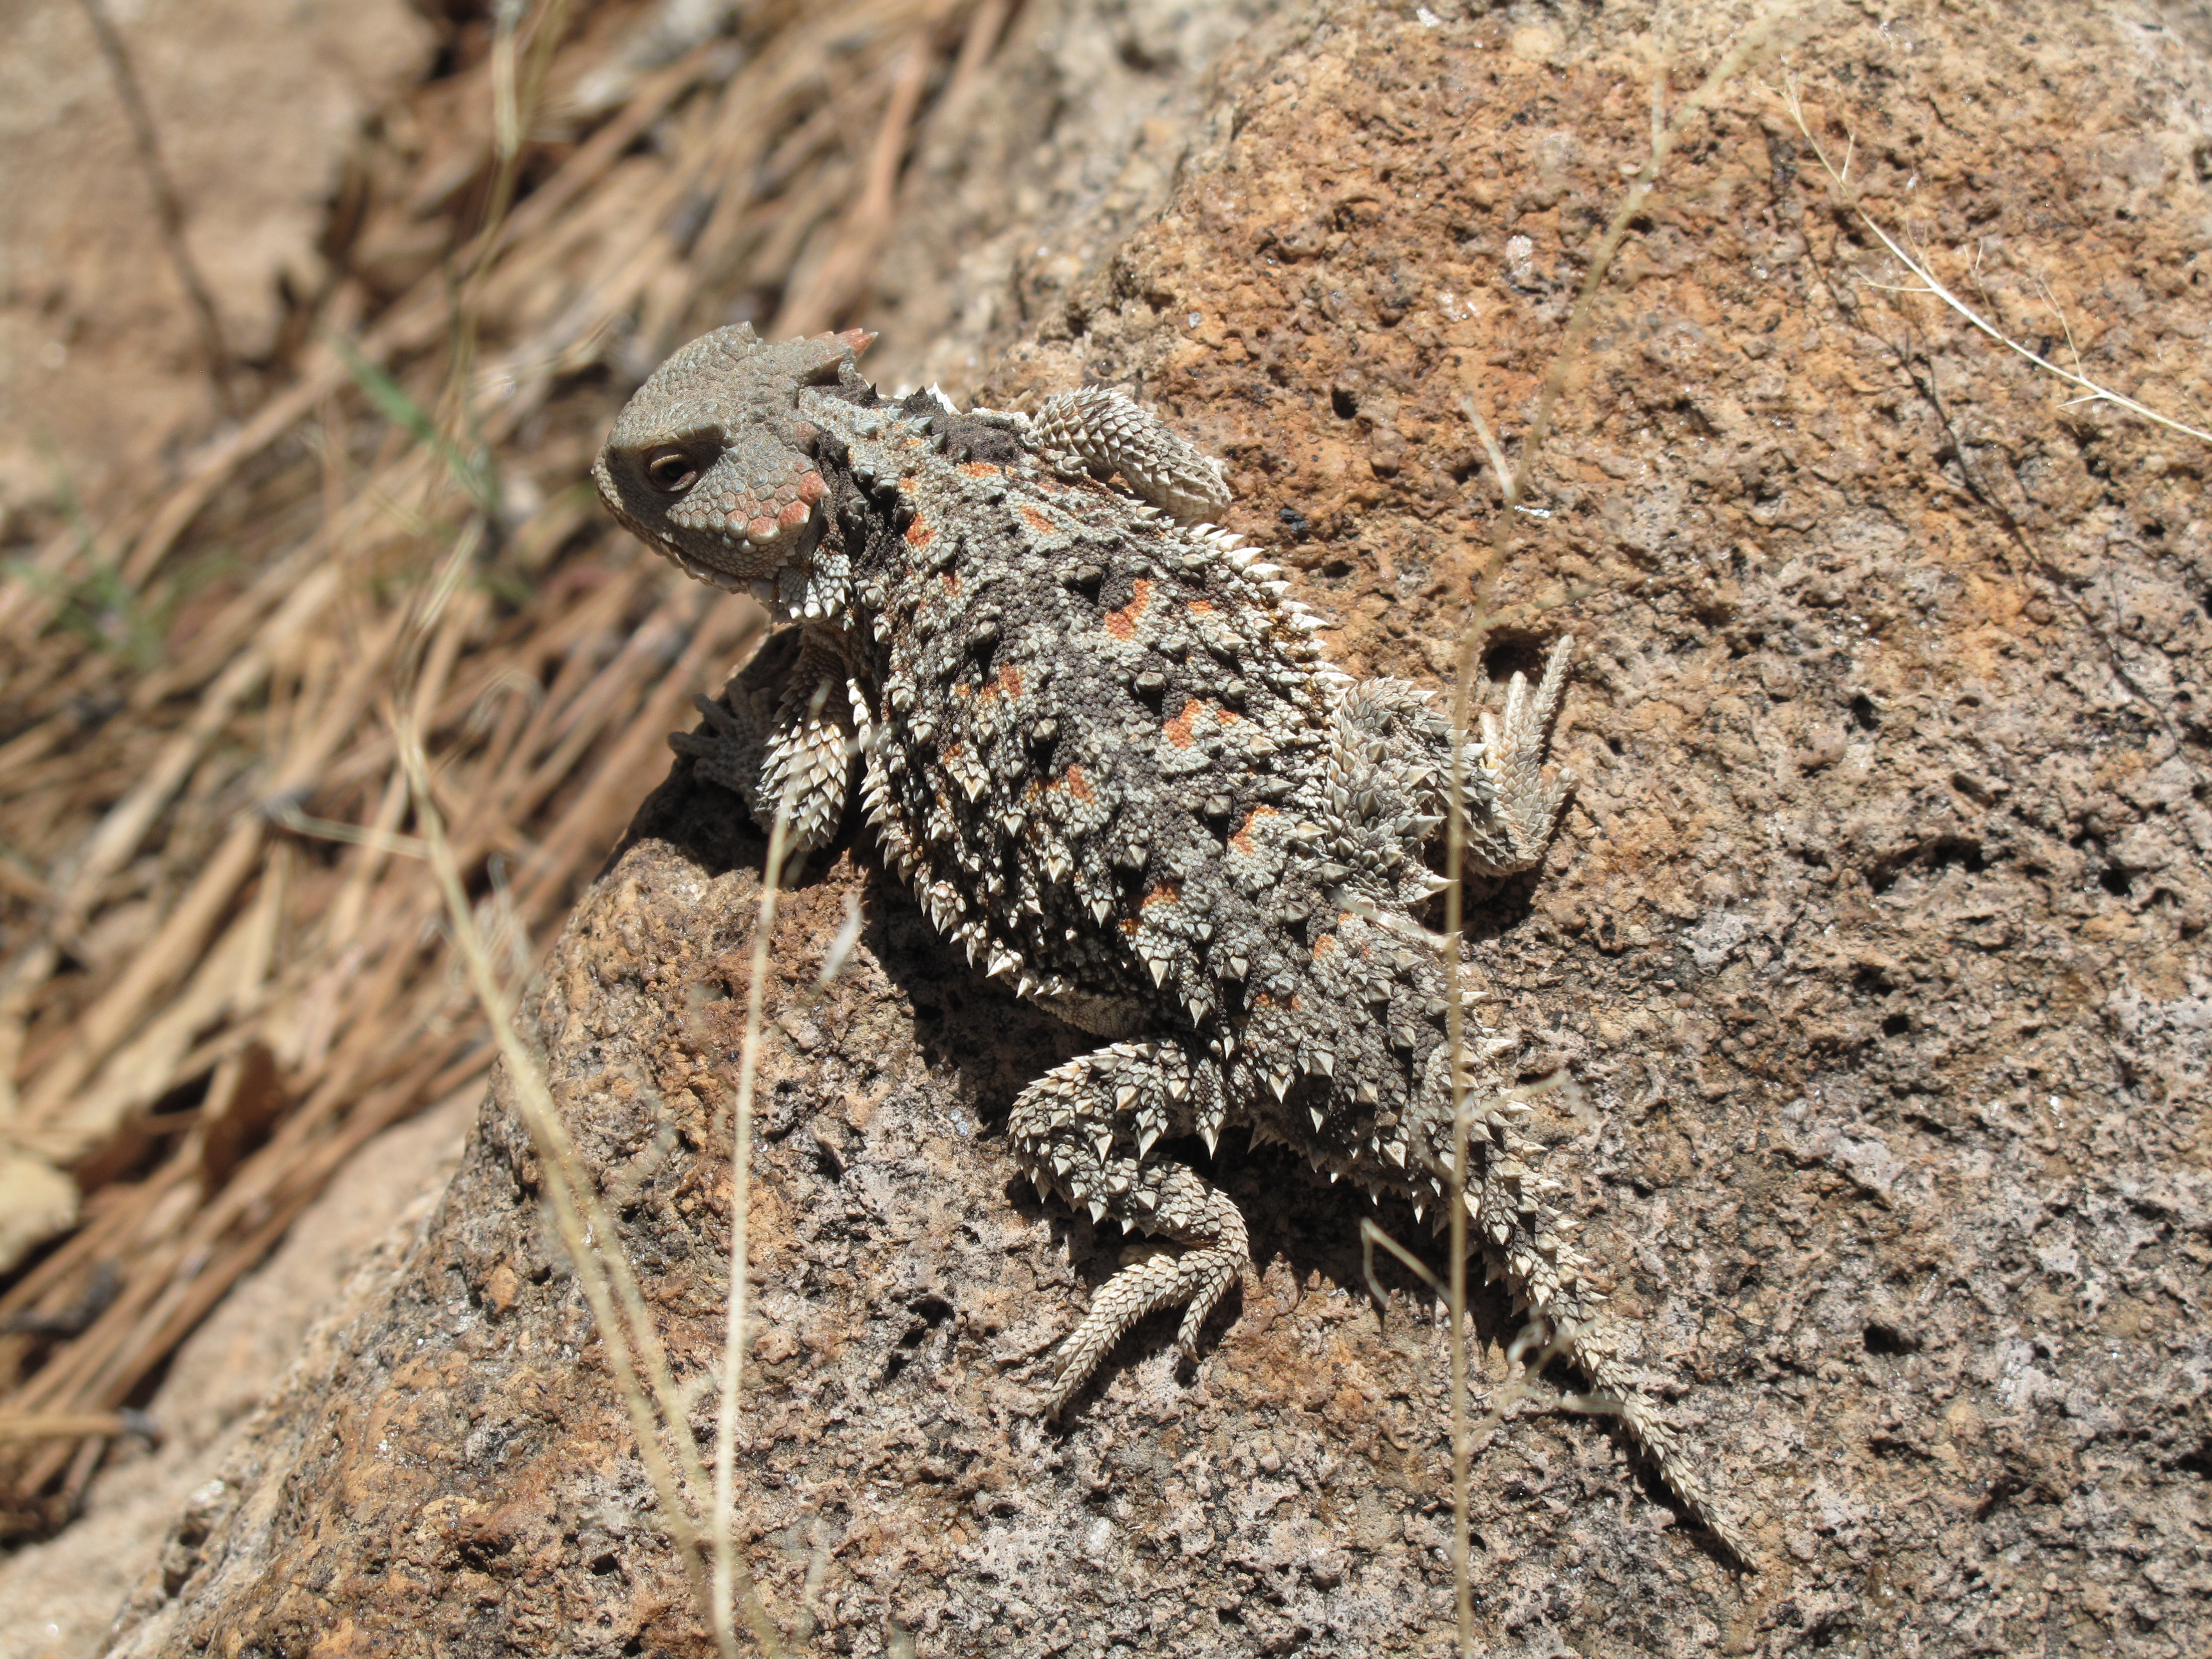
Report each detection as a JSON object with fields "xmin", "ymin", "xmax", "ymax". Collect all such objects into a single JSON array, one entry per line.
[
  {"xmin": 668, "ymin": 625, "xmax": 856, "ymax": 856},
  {"xmin": 1461, "ymin": 636, "xmax": 1575, "ymax": 877},
  {"xmin": 670, "ymin": 686, "xmax": 774, "ymax": 804},
  {"xmin": 1007, "ymin": 1041, "xmax": 1247, "ymax": 1413},
  {"xmin": 1331, "ymin": 637, "xmax": 1575, "ymax": 882}
]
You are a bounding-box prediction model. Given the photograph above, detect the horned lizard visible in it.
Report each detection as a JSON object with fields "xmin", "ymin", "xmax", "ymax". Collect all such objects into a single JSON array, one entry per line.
[{"xmin": 594, "ymin": 324, "xmax": 1748, "ymax": 1561}]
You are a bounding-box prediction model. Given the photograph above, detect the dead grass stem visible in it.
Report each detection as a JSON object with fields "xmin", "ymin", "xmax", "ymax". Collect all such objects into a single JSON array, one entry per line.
[
  {"xmin": 1778, "ymin": 77, "xmax": 2212, "ymax": 450},
  {"xmin": 0, "ymin": 14, "xmax": 1011, "ymax": 1624}
]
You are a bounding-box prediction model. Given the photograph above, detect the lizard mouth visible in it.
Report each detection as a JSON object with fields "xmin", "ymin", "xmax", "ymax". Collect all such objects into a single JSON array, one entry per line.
[{"xmin": 671, "ymin": 551, "xmax": 746, "ymax": 592}]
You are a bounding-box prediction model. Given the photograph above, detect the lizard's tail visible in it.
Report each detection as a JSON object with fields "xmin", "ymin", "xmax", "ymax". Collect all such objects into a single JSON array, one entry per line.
[
  {"xmin": 1545, "ymin": 1305, "xmax": 1757, "ymax": 1568},
  {"xmin": 1416, "ymin": 1058, "xmax": 1755, "ymax": 1565}
]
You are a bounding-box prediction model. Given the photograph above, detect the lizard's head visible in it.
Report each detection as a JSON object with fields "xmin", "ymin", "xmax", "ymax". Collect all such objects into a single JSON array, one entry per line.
[{"xmin": 593, "ymin": 323, "xmax": 874, "ymax": 593}]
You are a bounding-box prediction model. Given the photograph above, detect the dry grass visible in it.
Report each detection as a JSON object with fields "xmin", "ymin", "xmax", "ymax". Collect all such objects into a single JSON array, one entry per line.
[
  {"xmin": 1776, "ymin": 76, "xmax": 2212, "ymax": 450},
  {"xmin": 0, "ymin": 0, "xmax": 1012, "ymax": 1577},
  {"xmin": 400, "ymin": 705, "xmax": 788, "ymax": 1656}
]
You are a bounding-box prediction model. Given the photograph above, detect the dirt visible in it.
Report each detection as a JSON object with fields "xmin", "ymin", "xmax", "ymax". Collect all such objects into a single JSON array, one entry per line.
[
  {"xmin": 57, "ymin": 0, "xmax": 2212, "ymax": 1654},
  {"xmin": 0, "ymin": 0, "xmax": 433, "ymax": 530}
]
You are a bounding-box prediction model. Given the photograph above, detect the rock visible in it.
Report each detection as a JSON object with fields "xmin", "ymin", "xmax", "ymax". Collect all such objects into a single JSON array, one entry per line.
[{"xmin": 102, "ymin": 2, "xmax": 2212, "ymax": 1654}]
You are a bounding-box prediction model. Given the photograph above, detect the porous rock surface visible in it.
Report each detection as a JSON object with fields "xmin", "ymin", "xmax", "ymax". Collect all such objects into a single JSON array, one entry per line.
[{"xmin": 106, "ymin": 2, "xmax": 2212, "ymax": 1654}]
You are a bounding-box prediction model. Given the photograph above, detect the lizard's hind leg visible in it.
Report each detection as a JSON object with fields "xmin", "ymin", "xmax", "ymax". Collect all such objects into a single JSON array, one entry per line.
[{"xmin": 1008, "ymin": 1041, "xmax": 1248, "ymax": 1413}]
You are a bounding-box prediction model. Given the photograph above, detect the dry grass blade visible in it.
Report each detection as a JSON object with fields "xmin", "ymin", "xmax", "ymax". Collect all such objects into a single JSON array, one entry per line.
[
  {"xmin": 0, "ymin": 1412, "xmax": 149, "ymax": 1444},
  {"xmin": 0, "ymin": 0, "xmax": 1011, "ymax": 1556},
  {"xmin": 710, "ymin": 710, "xmax": 813, "ymax": 1656},
  {"xmin": 1777, "ymin": 76, "xmax": 2212, "ymax": 449},
  {"xmin": 397, "ymin": 715, "xmax": 785, "ymax": 1657}
]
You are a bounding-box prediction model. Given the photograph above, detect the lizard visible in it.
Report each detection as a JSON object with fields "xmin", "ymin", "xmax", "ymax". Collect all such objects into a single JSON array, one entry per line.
[{"xmin": 592, "ymin": 322, "xmax": 1750, "ymax": 1563}]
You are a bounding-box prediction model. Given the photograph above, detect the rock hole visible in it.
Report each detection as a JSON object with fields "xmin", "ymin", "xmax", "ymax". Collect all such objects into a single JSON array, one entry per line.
[
  {"xmin": 1926, "ymin": 837, "xmax": 1988, "ymax": 873},
  {"xmin": 1480, "ymin": 634, "xmax": 1549, "ymax": 685},
  {"xmin": 904, "ymin": 1292, "xmax": 956, "ymax": 1340}
]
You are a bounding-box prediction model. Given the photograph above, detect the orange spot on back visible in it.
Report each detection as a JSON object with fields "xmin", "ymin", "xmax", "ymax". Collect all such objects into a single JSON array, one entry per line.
[
  {"xmin": 979, "ymin": 664, "xmax": 1023, "ymax": 701},
  {"xmin": 1060, "ymin": 764, "xmax": 1093, "ymax": 803},
  {"xmin": 1102, "ymin": 578, "xmax": 1154, "ymax": 641},
  {"xmin": 940, "ymin": 571, "xmax": 961, "ymax": 595},
  {"xmin": 1312, "ymin": 933, "xmax": 1335, "ymax": 959},
  {"xmin": 1229, "ymin": 804, "xmax": 1276, "ymax": 857},
  {"xmin": 1162, "ymin": 698, "xmax": 1203, "ymax": 748},
  {"xmin": 906, "ymin": 514, "xmax": 935, "ymax": 547},
  {"xmin": 1186, "ymin": 599, "xmax": 1213, "ymax": 614},
  {"xmin": 1142, "ymin": 882, "xmax": 1181, "ymax": 910},
  {"xmin": 1020, "ymin": 505, "xmax": 1056, "ymax": 535},
  {"xmin": 960, "ymin": 461, "xmax": 1001, "ymax": 477}
]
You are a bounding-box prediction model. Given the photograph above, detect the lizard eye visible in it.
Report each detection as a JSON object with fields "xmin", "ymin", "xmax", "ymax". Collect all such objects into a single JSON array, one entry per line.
[{"xmin": 644, "ymin": 448, "xmax": 700, "ymax": 493}]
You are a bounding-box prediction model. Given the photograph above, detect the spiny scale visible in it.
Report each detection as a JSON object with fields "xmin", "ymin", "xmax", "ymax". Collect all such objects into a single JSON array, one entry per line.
[{"xmin": 594, "ymin": 323, "xmax": 1751, "ymax": 1566}]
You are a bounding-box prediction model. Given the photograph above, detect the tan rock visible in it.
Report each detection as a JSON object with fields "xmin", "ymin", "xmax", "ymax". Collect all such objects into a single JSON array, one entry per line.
[
  {"xmin": 72, "ymin": 2, "xmax": 2212, "ymax": 1653},
  {"xmin": 0, "ymin": 0, "xmax": 433, "ymax": 525}
]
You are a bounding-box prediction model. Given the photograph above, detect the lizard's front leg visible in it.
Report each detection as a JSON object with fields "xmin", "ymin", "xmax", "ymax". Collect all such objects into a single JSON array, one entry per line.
[
  {"xmin": 672, "ymin": 622, "xmax": 859, "ymax": 855},
  {"xmin": 1007, "ymin": 1040, "xmax": 1247, "ymax": 1412}
]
